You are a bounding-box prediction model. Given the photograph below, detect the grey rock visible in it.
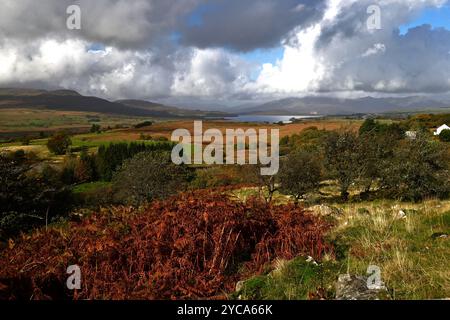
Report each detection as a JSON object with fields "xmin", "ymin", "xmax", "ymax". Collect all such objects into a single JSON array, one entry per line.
[
  {"xmin": 335, "ymin": 274, "xmax": 388, "ymax": 300},
  {"xmin": 309, "ymin": 205, "xmax": 343, "ymax": 217}
]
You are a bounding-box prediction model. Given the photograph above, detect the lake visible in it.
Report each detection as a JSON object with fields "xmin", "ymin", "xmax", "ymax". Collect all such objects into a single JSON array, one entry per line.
[{"xmin": 223, "ymin": 115, "xmax": 320, "ymax": 124}]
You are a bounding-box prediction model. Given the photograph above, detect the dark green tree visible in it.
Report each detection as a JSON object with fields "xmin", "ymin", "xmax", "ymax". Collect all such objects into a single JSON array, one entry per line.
[
  {"xmin": 324, "ymin": 130, "xmax": 362, "ymax": 201},
  {"xmin": 95, "ymin": 142, "xmax": 174, "ymax": 181},
  {"xmin": 0, "ymin": 156, "xmax": 72, "ymax": 240},
  {"xmin": 90, "ymin": 124, "xmax": 101, "ymax": 133},
  {"xmin": 359, "ymin": 118, "xmax": 378, "ymax": 135},
  {"xmin": 381, "ymin": 134, "xmax": 450, "ymax": 201},
  {"xmin": 439, "ymin": 129, "xmax": 450, "ymax": 142},
  {"xmin": 358, "ymin": 129, "xmax": 399, "ymax": 197},
  {"xmin": 112, "ymin": 151, "xmax": 188, "ymax": 206},
  {"xmin": 279, "ymin": 149, "xmax": 322, "ymax": 203}
]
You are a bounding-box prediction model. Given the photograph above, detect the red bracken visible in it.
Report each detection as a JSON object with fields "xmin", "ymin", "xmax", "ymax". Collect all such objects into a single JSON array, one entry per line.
[{"xmin": 0, "ymin": 190, "xmax": 334, "ymax": 300}]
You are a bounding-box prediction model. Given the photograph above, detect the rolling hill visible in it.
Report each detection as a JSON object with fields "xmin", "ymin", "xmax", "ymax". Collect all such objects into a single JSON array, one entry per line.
[
  {"xmin": 2, "ymin": 88, "xmax": 450, "ymax": 118},
  {"xmin": 0, "ymin": 89, "xmax": 230, "ymax": 119},
  {"xmin": 116, "ymin": 99, "xmax": 232, "ymax": 118}
]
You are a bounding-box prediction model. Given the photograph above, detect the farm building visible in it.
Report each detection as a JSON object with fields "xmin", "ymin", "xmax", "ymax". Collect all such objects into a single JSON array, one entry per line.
[{"xmin": 434, "ymin": 124, "xmax": 450, "ymax": 136}]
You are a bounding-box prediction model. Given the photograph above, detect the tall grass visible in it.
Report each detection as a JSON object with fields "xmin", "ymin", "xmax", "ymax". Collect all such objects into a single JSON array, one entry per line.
[{"xmin": 333, "ymin": 199, "xmax": 450, "ymax": 299}]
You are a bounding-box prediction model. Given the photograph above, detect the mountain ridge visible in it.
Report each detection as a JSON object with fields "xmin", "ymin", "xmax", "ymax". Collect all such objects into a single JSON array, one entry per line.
[
  {"xmin": 1, "ymin": 88, "xmax": 450, "ymax": 117},
  {"xmin": 235, "ymin": 96, "xmax": 450, "ymax": 115},
  {"xmin": 0, "ymin": 88, "xmax": 231, "ymax": 118}
]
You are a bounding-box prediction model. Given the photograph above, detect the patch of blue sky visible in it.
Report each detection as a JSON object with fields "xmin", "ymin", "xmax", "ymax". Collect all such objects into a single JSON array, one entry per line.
[
  {"xmin": 399, "ymin": 3, "xmax": 450, "ymax": 35},
  {"xmin": 87, "ymin": 43, "xmax": 106, "ymax": 52},
  {"xmin": 240, "ymin": 47, "xmax": 284, "ymax": 81},
  {"xmin": 241, "ymin": 47, "xmax": 284, "ymax": 66}
]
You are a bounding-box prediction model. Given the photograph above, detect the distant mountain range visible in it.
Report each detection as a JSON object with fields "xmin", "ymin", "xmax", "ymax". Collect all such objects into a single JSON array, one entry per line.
[
  {"xmin": 233, "ymin": 96, "xmax": 450, "ymax": 115},
  {"xmin": 1, "ymin": 88, "xmax": 450, "ymax": 117},
  {"xmin": 115, "ymin": 99, "xmax": 230, "ymax": 118},
  {"xmin": 0, "ymin": 88, "xmax": 230, "ymax": 119}
]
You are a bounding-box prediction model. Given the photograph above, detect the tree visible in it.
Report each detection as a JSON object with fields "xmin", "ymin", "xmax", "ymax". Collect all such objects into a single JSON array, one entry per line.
[
  {"xmin": 0, "ymin": 156, "xmax": 72, "ymax": 240},
  {"xmin": 95, "ymin": 142, "xmax": 174, "ymax": 181},
  {"xmin": 381, "ymin": 133, "xmax": 450, "ymax": 201},
  {"xmin": 134, "ymin": 121, "xmax": 153, "ymax": 129},
  {"xmin": 359, "ymin": 118, "xmax": 377, "ymax": 135},
  {"xmin": 47, "ymin": 131, "xmax": 72, "ymax": 155},
  {"xmin": 20, "ymin": 136, "xmax": 31, "ymax": 146},
  {"xmin": 359, "ymin": 119, "xmax": 404, "ymax": 140},
  {"xmin": 280, "ymin": 127, "xmax": 329, "ymax": 156},
  {"xmin": 90, "ymin": 124, "xmax": 101, "ymax": 133},
  {"xmin": 439, "ymin": 129, "xmax": 450, "ymax": 142},
  {"xmin": 112, "ymin": 151, "xmax": 188, "ymax": 206},
  {"xmin": 324, "ymin": 130, "xmax": 362, "ymax": 201},
  {"xmin": 74, "ymin": 150, "xmax": 96, "ymax": 183},
  {"xmin": 358, "ymin": 129, "xmax": 399, "ymax": 198},
  {"xmin": 279, "ymin": 149, "xmax": 322, "ymax": 203},
  {"xmin": 246, "ymin": 164, "xmax": 279, "ymax": 205}
]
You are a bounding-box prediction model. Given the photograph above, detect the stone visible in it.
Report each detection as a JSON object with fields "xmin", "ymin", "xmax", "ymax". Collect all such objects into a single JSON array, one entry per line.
[
  {"xmin": 431, "ymin": 232, "xmax": 448, "ymax": 240},
  {"xmin": 235, "ymin": 281, "xmax": 245, "ymax": 292},
  {"xmin": 335, "ymin": 274, "xmax": 388, "ymax": 300},
  {"xmin": 308, "ymin": 204, "xmax": 343, "ymax": 217},
  {"xmin": 397, "ymin": 210, "xmax": 407, "ymax": 219}
]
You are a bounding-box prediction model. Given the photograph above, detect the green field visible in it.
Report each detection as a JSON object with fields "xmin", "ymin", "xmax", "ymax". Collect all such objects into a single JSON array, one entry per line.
[{"xmin": 0, "ymin": 108, "xmax": 153, "ymax": 135}]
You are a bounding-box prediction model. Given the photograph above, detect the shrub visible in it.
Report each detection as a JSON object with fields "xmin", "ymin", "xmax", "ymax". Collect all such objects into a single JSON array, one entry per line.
[
  {"xmin": 191, "ymin": 166, "xmax": 255, "ymax": 189},
  {"xmin": 281, "ymin": 127, "xmax": 329, "ymax": 155},
  {"xmin": 60, "ymin": 156, "xmax": 77, "ymax": 185},
  {"xmin": 359, "ymin": 118, "xmax": 377, "ymax": 135},
  {"xmin": 47, "ymin": 132, "xmax": 72, "ymax": 155},
  {"xmin": 20, "ymin": 137, "xmax": 31, "ymax": 146},
  {"xmin": 90, "ymin": 124, "xmax": 101, "ymax": 133},
  {"xmin": 72, "ymin": 182, "xmax": 113, "ymax": 207},
  {"xmin": 139, "ymin": 133, "xmax": 153, "ymax": 141},
  {"xmin": 12, "ymin": 149, "xmax": 26, "ymax": 162},
  {"xmin": 112, "ymin": 151, "xmax": 189, "ymax": 205},
  {"xmin": 359, "ymin": 119, "xmax": 405, "ymax": 139},
  {"xmin": 0, "ymin": 191, "xmax": 334, "ymax": 300},
  {"xmin": 134, "ymin": 121, "xmax": 153, "ymax": 129},
  {"xmin": 439, "ymin": 129, "xmax": 450, "ymax": 142}
]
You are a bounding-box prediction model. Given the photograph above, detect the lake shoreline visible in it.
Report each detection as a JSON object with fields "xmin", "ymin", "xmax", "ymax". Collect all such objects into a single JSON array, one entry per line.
[{"xmin": 217, "ymin": 115, "xmax": 322, "ymax": 124}]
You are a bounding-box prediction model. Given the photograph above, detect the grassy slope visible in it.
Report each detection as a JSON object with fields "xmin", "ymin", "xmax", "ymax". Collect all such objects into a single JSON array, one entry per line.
[
  {"xmin": 0, "ymin": 108, "xmax": 150, "ymax": 134},
  {"xmin": 235, "ymin": 195, "xmax": 450, "ymax": 300},
  {"xmin": 333, "ymin": 200, "xmax": 450, "ymax": 299}
]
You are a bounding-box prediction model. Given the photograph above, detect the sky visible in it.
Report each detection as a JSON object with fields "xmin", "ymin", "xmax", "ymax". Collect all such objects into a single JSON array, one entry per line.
[{"xmin": 0, "ymin": 0, "xmax": 450, "ymax": 107}]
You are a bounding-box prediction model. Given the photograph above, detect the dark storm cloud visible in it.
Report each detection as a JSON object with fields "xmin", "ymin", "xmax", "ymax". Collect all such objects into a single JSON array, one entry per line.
[
  {"xmin": 1, "ymin": 0, "xmax": 450, "ymax": 100},
  {"xmin": 178, "ymin": 0, "xmax": 327, "ymax": 52},
  {"xmin": 0, "ymin": 0, "xmax": 202, "ymax": 48}
]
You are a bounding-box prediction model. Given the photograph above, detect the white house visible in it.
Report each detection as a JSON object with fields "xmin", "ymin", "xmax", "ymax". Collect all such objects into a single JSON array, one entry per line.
[{"xmin": 434, "ymin": 124, "xmax": 450, "ymax": 136}]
